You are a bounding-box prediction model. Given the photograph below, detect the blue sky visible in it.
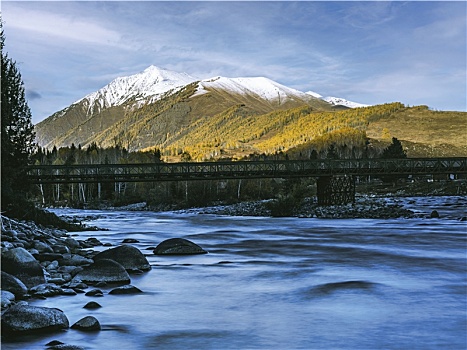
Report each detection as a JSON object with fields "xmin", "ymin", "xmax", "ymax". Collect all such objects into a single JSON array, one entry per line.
[{"xmin": 2, "ymin": 1, "xmax": 466, "ymax": 124}]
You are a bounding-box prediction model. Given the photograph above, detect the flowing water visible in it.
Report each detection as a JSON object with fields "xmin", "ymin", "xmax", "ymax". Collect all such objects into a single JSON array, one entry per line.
[{"xmin": 2, "ymin": 196, "xmax": 466, "ymax": 350}]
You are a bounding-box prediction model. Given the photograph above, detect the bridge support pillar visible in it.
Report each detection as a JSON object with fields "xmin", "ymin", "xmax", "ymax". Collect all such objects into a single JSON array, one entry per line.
[{"xmin": 317, "ymin": 176, "xmax": 355, "ymax": 206}]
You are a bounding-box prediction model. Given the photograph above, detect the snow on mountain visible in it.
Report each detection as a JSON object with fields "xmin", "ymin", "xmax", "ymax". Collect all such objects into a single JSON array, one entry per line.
[
  {"xmin": 72, "ymin": 65, "xmax": 367, "ymax": 115},
  {"xmin": 194, "ymin": 76, "xmax": 315, "ymax": 103},
  {"xmin": 305, "ymin": 91, "xmax": 368, "ymax": 108},
  {"xmin": 305, "ymin": 91, "xmax": 322, "ymax": 99},
  {"xmin": 321, "ymin": 96, "xmax": 369, "ymax": 108},
  {"xmin": 75, "ymin": 66, "xmax": 198, "ymax": 113}
]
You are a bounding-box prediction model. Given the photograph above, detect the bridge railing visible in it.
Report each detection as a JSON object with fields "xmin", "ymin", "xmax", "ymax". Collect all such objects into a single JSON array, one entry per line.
[{"xmin": 27, "ymin": 157, "xmax": 467, "ymax": 184}]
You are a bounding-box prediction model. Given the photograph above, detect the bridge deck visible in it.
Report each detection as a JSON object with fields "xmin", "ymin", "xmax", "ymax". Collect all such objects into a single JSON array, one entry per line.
[{"xmin": 27, "ymin": 158, "xmax": 467, "ymax": 184}]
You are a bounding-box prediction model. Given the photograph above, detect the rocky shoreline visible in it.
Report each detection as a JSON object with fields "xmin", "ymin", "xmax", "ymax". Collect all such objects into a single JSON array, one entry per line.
[
  {"xmin": 0, "ymin": 215, "xmax": 206, "ymax": 349},
  {"xmin": 170, "ymin": 196, "xmax": 420, "ymax": 219}
]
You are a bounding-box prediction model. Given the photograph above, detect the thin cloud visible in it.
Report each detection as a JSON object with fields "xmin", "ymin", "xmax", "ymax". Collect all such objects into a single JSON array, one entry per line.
[{"xmin": 5, "ymin": 5, "xmax": 123, "ymax": 47}]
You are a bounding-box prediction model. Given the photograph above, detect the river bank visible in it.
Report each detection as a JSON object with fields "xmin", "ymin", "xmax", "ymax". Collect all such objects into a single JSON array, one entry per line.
[{"xmin": 66, "ymin": 179, "xmax": 466, "ymax": 219}]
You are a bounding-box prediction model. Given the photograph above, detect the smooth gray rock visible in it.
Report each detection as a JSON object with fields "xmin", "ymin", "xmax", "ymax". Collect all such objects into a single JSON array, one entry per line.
[
  {"xmin": 34, "ymin": 241, "xmax": 54, "ymax": 253},
  {"xmin": 122, "ymin": 238, "xmax": 139, "ymax": 243},
  {"xmin": 1, "ymin": 247, "xmax": 46, "ymax": 288},
  {"xmin": 153, "ymin": 238, "xmax": 207, "ymax": 255},
  {"xmin": 83, "ymin": 301, "xmax": 102, "ymax": 309},
  {"xmin": 108, "ymin": 284, "xmax": 143, "ymax": 295},
  {"xmin": 52, "ymin": 244, "xmax": 70, "ymax": 254},
  {"xmin": 1, "ymin": 271, "xmax": 28, "ymax": 298},
  {"xmin": 73, "ymin": 259, "xmax": 130, "ymax": 285},
  {"xmin": 71, "ymin": 316, "xmax": 101, "ymax": 331},
  {"xmin": 1, "ymin": 291, "xmax": 15, "ymax": 308},
  {"xmin": 1, "ymin": 304, "xmax": 69, "ymax": 335},
  {"xmin": 29, "ymin": 283, "xmax": 63, "ymax": 297},
  {"xmin": 47, "ymin": 277, "xmax": 67, "ymax": 285},
  {"xmin": 47, "ymin": 344, "xmax": 86, "ymax": 350},
  {"xmin": 46, "ymin": 260, "xmax": 60, "ymax": 271},
  {"xmin": 94, "ymin": 245, "xmax": 151, "ymax": 272},
  {"xmin": 59, "ymin": 254, "xmax": 93, "ymax": 266},
  {"xmin": 85, "ymin": 289, "xmax": 104, "ymax": 297},
  {"xmin": 34, "ymin": 253, "xmax": 64, "ymax": 262},
  {"xmin": 64, "ymin": 237, "xmax": 81, "ymax": 250}
]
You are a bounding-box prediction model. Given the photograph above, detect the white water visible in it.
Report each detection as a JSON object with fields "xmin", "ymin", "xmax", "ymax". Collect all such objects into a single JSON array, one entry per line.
[{"xmin": 2, "ymin": 197, "xmax": 466, "ymax": 350}]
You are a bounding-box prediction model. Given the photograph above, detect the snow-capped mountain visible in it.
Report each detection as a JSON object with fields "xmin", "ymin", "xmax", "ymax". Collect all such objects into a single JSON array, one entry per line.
[
  {"xmin": 76, "ymin": 65, "xmax": 198, "ymax": 113},
  {"xmin": 35, "ymin": 65, "xmax": 370, "ymax": 150},
  {"xmin": 322, "ymin": 96, "xmax": 369, "ymax": 108},
  {"xmin": 305, "ymin": 91, "xmax": 368, "ymax": 108},
  {"xmin": 68, "ymin": 65, "xmax": 368, "ymax": 118},
  {"xmin": 195, "ymin": 76, "xmax": 314, "ymax": 104},
  {"xmin": 304, "ymin": 90, "xmax": 323, "ymax": 99}
]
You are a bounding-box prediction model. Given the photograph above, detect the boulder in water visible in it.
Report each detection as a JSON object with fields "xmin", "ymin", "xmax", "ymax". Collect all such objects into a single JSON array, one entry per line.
[
  {"xmin": 73, "ymin": 259, "xmax": 130, "ymax": 285},
  {"xmin": 46, "ymin": 341, "xmax": 86, "ymax": 350},
  {"xmin": 153, "ymin": 238, "xmax": 207, "ymax": 255},
  {"xmin": 122, "ymin": 238, "xmax": 139, "ymax": 243},
  {"xmin": 85, "ymin": 289, "xmax": 104, "ymax": 297},
  {"xmin": 83, "ymin": 301, "xmax": 102, "ymax": 309},
  {"xmin": 109, "ymin": 284, "xmax": 143, "ymax": 295},
  {"xmin": 1, "ymin": 303, "xmax": 69, "ymax": 335},
  {"xmin": 94, "ymin": 245, "xmax": 151, "ymax": 272},
  {"xmin": 71, "ymin": 316, "xmax": 101, "ymax": 331}
]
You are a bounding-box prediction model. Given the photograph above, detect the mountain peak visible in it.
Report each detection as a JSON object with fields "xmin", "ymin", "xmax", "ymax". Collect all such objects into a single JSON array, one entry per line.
[
  {"xmin": 76, "ymin": 65, "xmax": 197, "ymax": 112},
  {"xmin": 141, "ymin": 65, "xmax": 197, "ymax": 82}
]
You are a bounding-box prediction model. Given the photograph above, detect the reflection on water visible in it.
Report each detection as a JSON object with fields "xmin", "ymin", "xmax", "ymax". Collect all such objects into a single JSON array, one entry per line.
[{"xmin": 2, "ymin": 197, "xmax": 466, "ymax": 350}]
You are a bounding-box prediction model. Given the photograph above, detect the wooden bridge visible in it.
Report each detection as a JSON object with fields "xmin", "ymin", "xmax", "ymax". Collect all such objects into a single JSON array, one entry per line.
[{"xmin": 27, "ymin": 157, "xmax": 467, "ymax": 205}]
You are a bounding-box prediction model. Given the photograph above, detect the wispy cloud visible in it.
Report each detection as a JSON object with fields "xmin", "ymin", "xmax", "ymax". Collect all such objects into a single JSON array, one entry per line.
[{"xmin": 5, "ymin": 5, "xmax": 123, "ymax": 47}]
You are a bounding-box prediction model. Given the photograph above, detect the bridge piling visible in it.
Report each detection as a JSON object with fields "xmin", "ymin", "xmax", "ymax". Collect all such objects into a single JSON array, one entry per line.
[{"xmin": 317, "ymin": 176, "xmax": 355, "ymax": 206}]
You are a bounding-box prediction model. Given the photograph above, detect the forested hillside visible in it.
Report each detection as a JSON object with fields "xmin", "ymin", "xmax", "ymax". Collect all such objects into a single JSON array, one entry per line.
[
  {"xmin": 37, "ymin": 98, "xmax": 467, "ymax": 163},
  {"xmin": 145, "ymin": 102, "xmax": 466, "ymax": 161}
]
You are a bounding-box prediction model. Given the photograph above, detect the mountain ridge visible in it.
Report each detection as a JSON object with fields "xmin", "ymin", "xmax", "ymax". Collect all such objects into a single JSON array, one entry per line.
[
  {"xmin": 34, "ymin": 66, "xmax": 467, "ymax": 160},
  {"xmin": 35, "ymin": 65, "xmax": 336, "ymax": 149}
]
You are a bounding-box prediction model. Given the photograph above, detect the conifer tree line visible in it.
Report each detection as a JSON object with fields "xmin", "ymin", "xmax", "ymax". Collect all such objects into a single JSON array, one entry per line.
[{"xmin": 1, "ymin": 19, "xmax": 36, "ymax": 212}]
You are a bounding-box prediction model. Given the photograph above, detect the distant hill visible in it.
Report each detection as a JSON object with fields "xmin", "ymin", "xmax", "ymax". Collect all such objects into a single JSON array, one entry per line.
[{"xmin": 35, "ymin": 66, "xmax": 467, "ymax": 161}]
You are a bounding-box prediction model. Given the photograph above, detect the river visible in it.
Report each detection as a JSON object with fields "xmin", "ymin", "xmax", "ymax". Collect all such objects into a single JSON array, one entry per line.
[{"xmin": 2, "ymin": 196, "xmax": 466, "ymax": 350}]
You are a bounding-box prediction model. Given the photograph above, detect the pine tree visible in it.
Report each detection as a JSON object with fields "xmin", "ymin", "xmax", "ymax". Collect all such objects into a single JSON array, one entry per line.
[
  {"xmin": 381, "ymin": 137, "xmax": 406, "ymax": 159},
  {"xmin": 380, "ymin": 137, "xmax": 407, "ymax": 184},
  {"xmin": 326, "ymin": 144, "xmax": 339, "ymax": 159},
  {"xmin": 1, "ymin": 20, "xmax": 36, "ymax": 208}
]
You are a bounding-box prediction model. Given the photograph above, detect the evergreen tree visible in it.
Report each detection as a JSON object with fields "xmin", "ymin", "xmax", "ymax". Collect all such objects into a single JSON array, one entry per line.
[
  {"xmin": 380, "ymin": 137, "xmax": 407, "ymax": 184},
  {"xmin": 381, "ymin": 137, "xmax": 407, "ymax": 159},
  {"xmin": 326, "ymin": 144, "xmax": 338, "ymax": 159},
  {"xmin": 1, "ymin": 20, "xmax": 36, "ymax": 208}
]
